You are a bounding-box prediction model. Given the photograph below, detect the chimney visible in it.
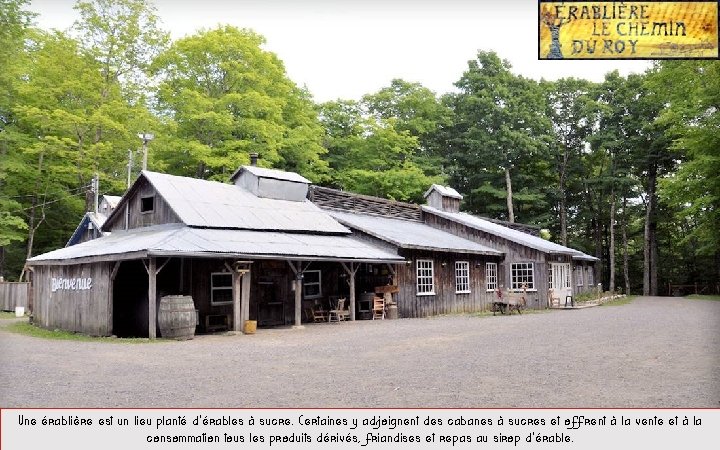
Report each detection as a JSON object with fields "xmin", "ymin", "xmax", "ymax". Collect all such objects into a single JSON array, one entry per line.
[
  {"xmin": 250, "ymin": 153, "xmax": 258, "ymax": 166},
  {"xmin": 424, "ymin": 184, "xmax": 462, "ymax": 213}
]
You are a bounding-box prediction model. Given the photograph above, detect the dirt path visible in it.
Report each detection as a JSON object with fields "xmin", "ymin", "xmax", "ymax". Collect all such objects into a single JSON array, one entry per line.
[{"xmin": 0, "ymin": 296, "xmax": 718, "ymax": 408}]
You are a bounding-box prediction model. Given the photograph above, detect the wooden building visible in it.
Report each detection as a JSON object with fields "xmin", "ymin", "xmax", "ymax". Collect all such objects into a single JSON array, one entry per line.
[
  {"xmin": 309, "ymin": 184, "xmax": 598, "ymax": 310},
  {"xmin": 66, "ymin": 195, "xmax": 121, "ymax": 247},
  {"xmin": 28, "ymin": 168, "xmax": 404, "ymax": 338}
]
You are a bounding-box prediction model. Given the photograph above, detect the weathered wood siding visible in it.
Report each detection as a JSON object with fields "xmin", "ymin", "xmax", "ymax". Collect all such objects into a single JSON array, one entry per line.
[
  {"xmin": 33, "ymin": 262, "xmax": 112, "ymax": 336},
  {"xmin": 106, "ymin": 178, "xmax": 181, "ymax": 231},
  {"xmin": 394, "ymin": 250, "xmax": 498, "ymax": 318},
  {"xmin": 423, "ymin": 213, "xmax": 549, "ymax": 308},
  {"xmin": 0, "ymin": 282, "xmax": 30, "ymax": 311}
]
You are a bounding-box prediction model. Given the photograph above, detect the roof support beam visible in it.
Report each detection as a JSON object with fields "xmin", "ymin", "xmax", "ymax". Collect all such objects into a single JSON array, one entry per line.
[
  {"xmin": 288, "ymin": 260, "xmax": 309, "ymax": 329},
  {"xmin": 341, "ymin": 262, "xmax": 361, "ymax": 321},
  {"xmin": 148, "ymin": 257, "xmax": 156, "ymax": 339}
]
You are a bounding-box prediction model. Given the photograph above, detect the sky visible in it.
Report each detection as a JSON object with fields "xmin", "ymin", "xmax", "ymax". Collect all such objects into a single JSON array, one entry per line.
[{"xmin": 28, "ymin": 0, "xmax": 651, "ymax": 102}]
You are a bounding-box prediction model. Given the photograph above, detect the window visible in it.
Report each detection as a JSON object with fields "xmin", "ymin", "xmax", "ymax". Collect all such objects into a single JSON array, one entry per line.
[
  {"xmin": 577, "ymin": 266, "xmax": 584, "ymax": 286},
  {"xmin": 486, "ymin": 263, "xmax": 498, "ymax": 291},
  {"xmin": 211, "ymin": 272, "xmax": 233, "ymax": 305},
  {"xmin": 564, "ymin": 265, "xmax": 571, "ymax": 288},
  {"xmin": 303, "ymin": 270, "xmax": 322, "ymax": 299},
  {"xmin": 416, "ymin": 260, "xmax": 435, "ymax": 295},
  {"xmin": 588, "ymin": 267, "xmax": 594, "ymax": 286},
  {"xmin": 511, "ymin": 262, "xmax": 535, "ymax": 290},
  {"xmin": 455, "ymin": 261, "xmax": 470, "ymax": 293},
  {"xmin": 140, "ymin": 196, "xmax": 154, "ymax": 213}
]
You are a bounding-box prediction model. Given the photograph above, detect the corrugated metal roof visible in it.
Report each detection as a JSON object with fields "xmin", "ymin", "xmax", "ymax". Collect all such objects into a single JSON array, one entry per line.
[
  {"xmin": 30, "ymin": 224, "xmax": 403, "ymax": 264},
  {"xmin": 423, "ymin": 184, "xmax": 463, "ymax": 199},
  {"xmin": 423, "ymin": 206, "xmax": 598, "ymax": 260},
  {"xmin": 328, "ymin": 210, "xmax": 502, "ymax": 256},
  {"xmin": 101, "ymin": 195, "xmax": 121, "ymax": 208},
  {"xmin": 139, "ymin": 171, "xmax": 349, "ymax": 234},
  {"xmin": 229, "ymin": 165, "xmax": 310, "ymax": 184}
]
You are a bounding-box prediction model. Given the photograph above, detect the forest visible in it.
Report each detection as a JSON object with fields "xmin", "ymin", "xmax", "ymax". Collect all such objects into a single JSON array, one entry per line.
[{"xmin": 1, "ymin": 0, "xmax": 718, "ymax": 295}]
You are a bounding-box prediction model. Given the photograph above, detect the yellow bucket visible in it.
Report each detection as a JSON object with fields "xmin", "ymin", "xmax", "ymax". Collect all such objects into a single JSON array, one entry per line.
[{"xmin": 243, "ymin": 320, "xmax": 257, "ymax": 335}]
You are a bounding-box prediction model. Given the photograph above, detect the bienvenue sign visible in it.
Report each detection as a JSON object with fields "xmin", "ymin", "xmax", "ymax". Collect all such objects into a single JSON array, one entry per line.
[{"xmin": 51, "ymin": 277, "xmax": 93, "ymax": 292}]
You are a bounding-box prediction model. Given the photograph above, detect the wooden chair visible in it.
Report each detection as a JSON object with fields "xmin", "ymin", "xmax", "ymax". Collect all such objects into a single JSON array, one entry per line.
[
  {"xmin": 372, "ymin": 296, "xmax": 385, "ymax": 320},
  {"xmin": 548, "ymin": 289, "xmax": 560, "ymax": 308},
  {"xmin": 312, "ymin": 302, "xmax": 328, "ymax": 323},
  {"xmin": 328, "ymin": 298, "xmax": 348, "ymax": 322}
]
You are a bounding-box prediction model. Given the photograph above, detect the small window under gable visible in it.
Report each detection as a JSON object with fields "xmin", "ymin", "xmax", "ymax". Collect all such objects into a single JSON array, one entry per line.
[{"xmin": 140, "ymin": 196, "xmax": 154, "ymax": 213}]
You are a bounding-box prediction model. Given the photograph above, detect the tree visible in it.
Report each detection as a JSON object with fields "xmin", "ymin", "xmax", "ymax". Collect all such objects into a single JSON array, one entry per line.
[
  {"xmin": 542, "ymin": 77, "xmax": 597, "ymax": 246},
  {"xmin": 319, "ymin": 99, "xmax": 441, "ymax": 202},
  {"xmin": 363, "ymin": 79, "xmax": 451, "ymax": 178},
  {"xmin": 445, "ymin": 51, "xmax": 553, "ymax": 223},
  {"xmin": 651, "ymin": 61, "xmax": 720, "ymax": 286},
  {"xmin": 151, "ymin": 26, "xmax": 328, "ymax": 182}
]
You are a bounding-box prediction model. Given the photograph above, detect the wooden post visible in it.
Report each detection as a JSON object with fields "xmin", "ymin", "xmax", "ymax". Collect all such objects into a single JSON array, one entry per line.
[
  {"xmin": 148, "ymin": 258, "xmax": 156, "ymax": 339},
  {"xmin": 349, "ymin": 263, "xmax": 356, "ymax": 321},
  {"xmin": 233, "ymin": 271, "xmax": 241, "ymax": 332},
  {"xmin": 293, "ymin": 276, "xmax": 302, "ymax": 328},
  {"xmin": 241, "ymin": 270, "xmax": 251, "ymax": 330}
]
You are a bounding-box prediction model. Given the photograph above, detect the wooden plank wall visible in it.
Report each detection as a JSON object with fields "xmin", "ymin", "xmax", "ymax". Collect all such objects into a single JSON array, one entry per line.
[
  {"xmin": 423, "ymin": 213, "xmax": 550, "ymax": 308},
  {"xmin": 0, "ymin": 282, "xmax": 30, "ymax": 311},
  {"xmin": 395, "ymin": 250, "xmax": 498, "ymax": 318},
  {"xmin": 33, "ymin": 263, "xmax": 112, "ymax": 336},
  {"xmin": 107, "ymin": 179, "xmax": 181, "ymax": 231}
]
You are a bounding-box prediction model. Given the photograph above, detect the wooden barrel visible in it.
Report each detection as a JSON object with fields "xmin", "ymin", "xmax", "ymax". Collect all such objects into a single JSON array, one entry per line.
[{"xmin": 158, "ymin": 295, "xmax": 196, "ymax": 340}]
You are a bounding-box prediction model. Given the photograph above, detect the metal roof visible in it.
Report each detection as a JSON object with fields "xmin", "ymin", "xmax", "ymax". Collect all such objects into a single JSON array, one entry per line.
[
  {"xmin": 328, "ymin": 210, "xmax": 502, "ymax": 256},
  {"xmin": 29, "ymin": 224, "xmax": 403, "ymax": 265},
  {"xmin": 65, "ymin": 212, "xmax": 108, "ymax": 247},
  {"xmin": 423, "ymin": 184, "xmax": 463, "ymax": 200},
  {"xmin": 101, "ymin": 195, "xmax": 121, "ymax": 208},
  {"xmin": 423, "ymin": 206, "xmax": 598, "ymax": 260},
  {"xmin": 129, "ymin": 171, "xmax": 349, "ymax": 234},
  {"xmin": 229, "ymin": 165, "xmax": 311, "ymax": 184}
]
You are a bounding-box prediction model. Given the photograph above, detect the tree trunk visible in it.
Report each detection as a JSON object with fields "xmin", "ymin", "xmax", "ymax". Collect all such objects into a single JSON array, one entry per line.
[
  {"xmin": 505, "ymin": 166, "xmax": 514, "ymax": 223},
  {"xmin": 20, "ymin": 154, "xmax": 45, "ymax": 281},
  {"xmin": 609, "ymin": 186, "xmax": 616, "ymax": 293},
  {"xmin": 622, "ymin": 195, "xmax": 630, "ymax": 295},
  {"xmin": 643, "ymin": 165, "xmax": 657, "ymax": 296},
  {"xmin": 558, "ymin": 147, "xmax": 569, "ymax": 246}
]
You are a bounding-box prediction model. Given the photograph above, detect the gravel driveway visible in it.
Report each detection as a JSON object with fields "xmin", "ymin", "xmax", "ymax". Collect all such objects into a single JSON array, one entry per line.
[{"xmin": 1, "ymin": 296, "xmax": 718, "ymax": 408}]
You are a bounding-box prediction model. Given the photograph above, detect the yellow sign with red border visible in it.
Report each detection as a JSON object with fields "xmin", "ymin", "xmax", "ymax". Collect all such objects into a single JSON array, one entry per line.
[{"xmin": 539, "ymin": 1, "xmax": 719, "ymax": 59}]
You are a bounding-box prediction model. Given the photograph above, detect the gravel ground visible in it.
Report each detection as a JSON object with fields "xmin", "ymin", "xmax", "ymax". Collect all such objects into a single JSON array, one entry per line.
[{"xmin": 0, "ymin": 296, "xmax": 718, "ymax": 408}]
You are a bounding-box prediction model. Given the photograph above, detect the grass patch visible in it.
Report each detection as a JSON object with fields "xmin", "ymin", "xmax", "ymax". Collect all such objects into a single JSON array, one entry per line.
[
  {"xmin": 685, "ymin": 294, "xmax": 720, "ymax": 301},
  {"xmin": 5, "ymin": 321, "xmax": 164, "ymax": 344},
  {"xmin": 601, "ymin": 295, "xmax": 635, "ymax": 306},
  {"xmin": 0, "ymin": 311, "xmax": 21, "ymax": 320}
]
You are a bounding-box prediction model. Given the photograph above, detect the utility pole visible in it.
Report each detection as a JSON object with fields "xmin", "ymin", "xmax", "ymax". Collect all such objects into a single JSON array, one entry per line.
[
  {"xmin": 138, "ymin": 132, "xmax": 154, "ymax": 171},
  {"xmin": 93, "ymin": 174, "xmax": 99, "ymax": 214},
  {"xmin": 127, "ymin": 149, "xmax": 133, "ymax": 189}
]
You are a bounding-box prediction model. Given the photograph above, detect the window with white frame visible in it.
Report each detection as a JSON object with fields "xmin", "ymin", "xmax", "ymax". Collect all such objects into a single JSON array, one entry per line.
[
  {"xmin": 210, "ymin": 272, "xmax": 233, "ymax": 305},
  {"xmin": 511, "ymin": 262, "xmax": 535, "ymax": 290},
  {"xmin": 577, "ymin": 265, "xmax": 584, "ymax": 286},
  {"xmin": 588, "ymin": 267, "xmax": 594, "ymax": 285},
  {"xmin": 303, "ymin": 270, "xmax": 322, "ymax": 299},
  {"xmin": 564, "ymin": 265, "xmax": 571, "ymax": 288},
  {"xmin": 416, "ymin": 260, "xmax": 435, "ymax": 295},
  {"xmin": 455, "ymin": 261, "xmax": 470, "ymax": 293},
  {"xmin": 486, "ymin": 262, "xmax": 498, "ymax": 291}
]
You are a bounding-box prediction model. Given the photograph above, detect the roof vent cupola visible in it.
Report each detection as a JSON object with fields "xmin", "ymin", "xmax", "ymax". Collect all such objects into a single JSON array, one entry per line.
[
  {"xmin": 424, "ymin": 184, "xmax": 462, "ymax": 213},
  {"xmin": 230, "ymin": 165, "xmax": 310, "ymax": 202}
]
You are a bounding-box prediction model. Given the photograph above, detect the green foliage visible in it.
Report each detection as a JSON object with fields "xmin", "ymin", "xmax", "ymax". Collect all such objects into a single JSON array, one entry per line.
[
  {"xmin": 151, "ymin": 26, "xmax": 328, "ymax": 182},
  {"xmin": 319, "ymin": 97, "xmax": 441, "ymax": 202},
  {"xmin": 444, "ymin": 51, "xmax": 553, "ymax": 223},
  {"xmin": 6, "ymin": 321, "xmax": 165, "ymax": 342}
]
